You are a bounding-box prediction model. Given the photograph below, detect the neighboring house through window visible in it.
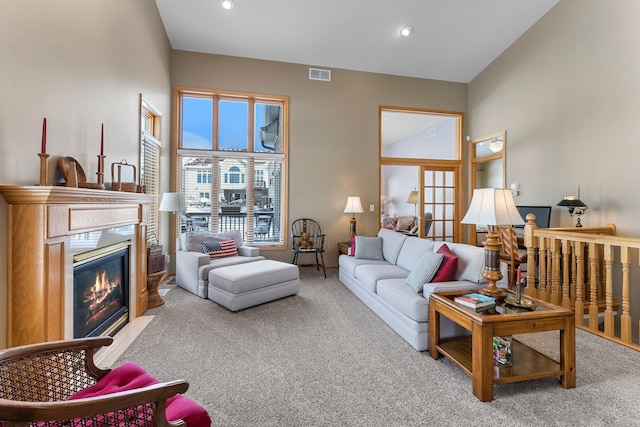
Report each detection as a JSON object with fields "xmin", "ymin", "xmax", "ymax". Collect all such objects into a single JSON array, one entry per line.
[{"xmin": 175, "ymin": 88, "xmax": 288, "ymax": 248}]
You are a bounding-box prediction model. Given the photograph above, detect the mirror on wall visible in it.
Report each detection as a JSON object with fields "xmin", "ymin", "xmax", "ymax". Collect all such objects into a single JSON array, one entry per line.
[{"xmin": 468, "ymin": 130, "xmax": 506, "ymax": 245}]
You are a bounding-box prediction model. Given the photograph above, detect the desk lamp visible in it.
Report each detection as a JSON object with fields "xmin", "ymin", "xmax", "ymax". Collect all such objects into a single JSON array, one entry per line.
[
  {"xmin": 557, "ymin": 187, "xmax": 588, "ymax": 227},
  {"xmin": 461, "ymin": 188, "xmax": 524, "ymax": 299}
]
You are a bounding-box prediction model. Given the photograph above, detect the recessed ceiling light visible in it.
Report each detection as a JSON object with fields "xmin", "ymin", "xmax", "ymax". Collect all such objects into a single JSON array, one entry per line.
[
  {"xmin": 220, "ymin": 0, "xmax": 234, "ymax": 10},
  {"xmin": 400, "ymin": 26, "xmax": 414, "ymax": 37}
]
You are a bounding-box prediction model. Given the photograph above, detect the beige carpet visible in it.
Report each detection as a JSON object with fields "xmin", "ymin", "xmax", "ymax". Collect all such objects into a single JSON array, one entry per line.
[{"xmin": 116, "ymin": 270, "xmax": 640, "ymax": 427}]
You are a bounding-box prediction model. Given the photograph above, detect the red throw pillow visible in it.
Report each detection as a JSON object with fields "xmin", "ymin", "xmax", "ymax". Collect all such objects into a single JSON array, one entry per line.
[
  {"xmin": 349, "ymin": 234, "xmax": 356, "ymax": 256},
  {"xmin": 432, "ymin": 244, "xmax": 459, "ymax": 282},
  {"xmin": 68, "ymin": 362, "xmax": 212, "ymax": 426}
]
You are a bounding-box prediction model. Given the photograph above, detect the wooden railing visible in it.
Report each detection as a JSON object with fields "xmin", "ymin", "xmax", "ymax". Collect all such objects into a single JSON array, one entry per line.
[{"xmin": 522, "ymin": 214, "xmax": 640, "ymax": 351}]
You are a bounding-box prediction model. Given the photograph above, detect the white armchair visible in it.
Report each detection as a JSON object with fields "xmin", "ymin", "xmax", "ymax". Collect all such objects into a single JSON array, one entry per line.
[{"xmin": 176, "ymin": 230, "xmax": 264, "ymax": 298}]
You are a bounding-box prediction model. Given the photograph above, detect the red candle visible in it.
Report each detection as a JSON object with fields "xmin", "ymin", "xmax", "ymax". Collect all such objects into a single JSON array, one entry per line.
[
  {"xmin": 517, "ymin": 266, "xmax": 522, "ymax": 283},
  {"xmin": 41, "ymin": 117, "xmax": 47, "ymax": 153},
  {"xmin": 100, "ymin": 123, "xmax": 104, "ymax": 156}
]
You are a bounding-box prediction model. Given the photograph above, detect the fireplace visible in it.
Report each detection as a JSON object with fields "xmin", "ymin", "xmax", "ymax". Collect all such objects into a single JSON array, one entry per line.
[{"xmin": 73, "ymin": 242, "xmax": 130, "ymax": 339}]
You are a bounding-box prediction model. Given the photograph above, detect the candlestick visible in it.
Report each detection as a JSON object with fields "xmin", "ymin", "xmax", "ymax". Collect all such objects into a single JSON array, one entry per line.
[
  {"xmin": 97, "ymin": 154, "xmax": 106, "ymax": 185},
  {"xmin": 41, "ymin": 117, "xmax": 47, "ymax": 153},
  {"xmin": 100, "ymin": 123, "xmax": 104, "ymax": 156},
  {"xmin": 37, "ymin": 153, "xmax": 49, "ymax": 186}
]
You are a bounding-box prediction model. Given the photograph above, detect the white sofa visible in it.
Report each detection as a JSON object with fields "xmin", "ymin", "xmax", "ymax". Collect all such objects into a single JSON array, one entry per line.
[
  {"xmin": 176, "ymin": 230, "xmax": 264, "ymax": 298},
  {"xmin": 338, "ymin": 228, "xmax": 507, "ymax": 351}
]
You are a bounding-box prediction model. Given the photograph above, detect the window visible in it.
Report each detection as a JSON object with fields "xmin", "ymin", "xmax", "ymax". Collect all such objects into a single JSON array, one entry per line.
[
  {"xmin": 175, "ymin": 88, "xmax": 288, "ymax": 248},
  {"xmin": 140, "ymin": 95, "xmax": 162, "ymax": 244}
]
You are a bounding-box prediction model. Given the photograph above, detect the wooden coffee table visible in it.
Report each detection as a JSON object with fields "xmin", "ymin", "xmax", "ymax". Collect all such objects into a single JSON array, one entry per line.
[{"xmin": 428, "ymin": 290, "xmax": 575, "ymax": 402}]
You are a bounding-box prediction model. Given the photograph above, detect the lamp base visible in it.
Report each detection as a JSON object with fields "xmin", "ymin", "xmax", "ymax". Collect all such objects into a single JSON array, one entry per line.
[
  {"xmin": 479, "ymin": 229, "xmax": 507, "ymax": 300},
  {"xmin": 349, "ymin": 216, "xmax": 357, "ymax": 238},
  {"xmin": 479, "ymin": 284, "xmax": 507, "ymax": 300}
]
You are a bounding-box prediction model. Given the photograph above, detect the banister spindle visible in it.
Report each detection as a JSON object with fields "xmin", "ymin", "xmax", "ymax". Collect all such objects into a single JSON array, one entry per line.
[
  {"xmin": 561, "ymin": 239, "xmax": 571, "ymax": 308},
  {"xmin": 603, "ymin": 244, "xmax": 614, "ymax": 337},
  {"xmin": 588, "ymin": 242, "xmax": 599, "ymax": 331},
  {"xmin": 620, "ymin": 246, "xmax": 632, "ymax": 343},
  {"xmin": 574, "ymin": 241, "xmax": 585, "ymax": 326}
]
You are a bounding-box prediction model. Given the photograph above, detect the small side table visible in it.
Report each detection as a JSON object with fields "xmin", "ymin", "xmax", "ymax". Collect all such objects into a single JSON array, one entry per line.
[
  {"xmin": 338, "ymin": 241, "xmax": 351, "ymax": 256},
  {"xmin": 147, "ymin": 270, "xmax": 167, "ymax": 308}
]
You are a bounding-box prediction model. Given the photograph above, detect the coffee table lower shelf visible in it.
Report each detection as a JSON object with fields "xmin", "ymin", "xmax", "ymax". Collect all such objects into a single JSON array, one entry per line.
[{"xmin": 437, "ymin": 336, "xmax": 563, "ymax": 384}]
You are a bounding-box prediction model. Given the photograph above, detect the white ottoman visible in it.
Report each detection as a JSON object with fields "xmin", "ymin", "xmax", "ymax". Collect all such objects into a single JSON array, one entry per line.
[{"xmin": 207, "ymin": 260, "xmax": 300, "ymax": 311}]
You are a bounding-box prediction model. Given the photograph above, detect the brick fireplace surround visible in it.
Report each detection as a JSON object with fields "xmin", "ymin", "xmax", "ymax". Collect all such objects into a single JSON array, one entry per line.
[{"xmin": 0, "ymin": 186, "xmax": 155, "ymax": 348}]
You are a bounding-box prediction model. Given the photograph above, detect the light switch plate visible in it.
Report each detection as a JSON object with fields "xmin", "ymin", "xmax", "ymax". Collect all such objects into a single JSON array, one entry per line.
[{"xmin": 370, "ymin": 204, "xmax": 375, "ymax": 212}]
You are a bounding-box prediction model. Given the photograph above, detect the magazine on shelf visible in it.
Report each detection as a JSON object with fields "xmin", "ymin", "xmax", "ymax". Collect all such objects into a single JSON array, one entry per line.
[{"xmin": 454, "ymin": 293, "xmax": 496, "ymax": 309}]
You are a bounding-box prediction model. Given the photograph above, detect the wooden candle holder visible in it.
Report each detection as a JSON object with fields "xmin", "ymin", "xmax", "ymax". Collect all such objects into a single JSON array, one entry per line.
[{"xmin": 38, "ymin": 153, "xmax": 49, "ymax": 186}]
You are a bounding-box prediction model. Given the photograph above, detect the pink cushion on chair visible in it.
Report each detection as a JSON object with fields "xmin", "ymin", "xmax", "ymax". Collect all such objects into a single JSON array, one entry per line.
[
  {"xmin": 432, "ymin": 244, "xmax": 459, "ymax": 282},
  {"xmin": 68, "ymin": 362, "xmax": 211, "ymax": 426}
]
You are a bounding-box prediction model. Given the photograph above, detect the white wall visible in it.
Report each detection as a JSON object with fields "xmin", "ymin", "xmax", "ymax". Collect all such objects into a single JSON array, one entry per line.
[{"xmin": 469, "ymin": 0, "xmax": 640, "ymax": 236}]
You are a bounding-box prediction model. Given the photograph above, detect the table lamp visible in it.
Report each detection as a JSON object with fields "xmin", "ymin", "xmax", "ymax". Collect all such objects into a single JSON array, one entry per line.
[
  {"xmin": 461, "ymin": 188, "xmax": 524, "ymax": 299},
  {"xmin": 343, "ymin": 196, "xmax": 364, "ymax": 237},
  {"xmin": 557, "ymin": 186, "xmax": 588, "ymax": 227},
  {"xmin": 406, "ymin": 189, "xmax": 419, "ymax": 220}
]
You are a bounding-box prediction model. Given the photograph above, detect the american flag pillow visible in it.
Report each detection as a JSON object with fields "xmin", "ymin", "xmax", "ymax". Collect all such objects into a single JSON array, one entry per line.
[{"xmin": 202, "ymin": 239, "xmax": 238, "ymax": 259}]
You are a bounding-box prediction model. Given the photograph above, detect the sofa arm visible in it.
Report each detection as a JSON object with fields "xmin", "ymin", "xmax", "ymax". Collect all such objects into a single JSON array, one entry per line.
[
  {"xmin": 176, "ymin": 250, "xmax": 211, "ymax": 291},
  {"xmin": 238, "ymin": 245, "xmax": 260, "ymax": 257}
]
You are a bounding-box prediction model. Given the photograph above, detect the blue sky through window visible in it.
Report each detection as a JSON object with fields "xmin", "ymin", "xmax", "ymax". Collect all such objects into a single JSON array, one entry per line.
[{"xmin": 182, "ymin": 96, "xmax": 268, "ymax": 150}]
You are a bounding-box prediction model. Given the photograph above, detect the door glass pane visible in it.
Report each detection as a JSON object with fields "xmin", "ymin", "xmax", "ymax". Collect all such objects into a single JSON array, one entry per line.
[{"xmin": 181, "ymin": 97, "xmax": 213, "ymax": 149}]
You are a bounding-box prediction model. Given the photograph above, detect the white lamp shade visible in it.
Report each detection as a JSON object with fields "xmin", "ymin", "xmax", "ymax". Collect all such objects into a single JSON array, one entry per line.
[
  {"xmin": 343, "ymin": 196, "xmax": 364, "ymax": 214},
  {"xmin": 461, "ymin": 188, "xmax": 524, "ymax": 226},
  {"xmin": 159, "ymin": 192, "xmax": 187, "ymax": 213}
]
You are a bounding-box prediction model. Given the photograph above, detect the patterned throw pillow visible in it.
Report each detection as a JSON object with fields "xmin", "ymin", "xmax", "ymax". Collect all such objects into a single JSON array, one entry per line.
[{"xmin": 202, "ymin": 239, "xmax": 238, "ymax": 259}]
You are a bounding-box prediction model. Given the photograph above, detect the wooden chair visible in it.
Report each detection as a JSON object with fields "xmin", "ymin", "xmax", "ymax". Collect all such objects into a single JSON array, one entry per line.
[
  {"xmin": 291, "ymin": 218, "xmax": 326, "ymax": 278},
  {"xmin": 499, "ymin": 225, "xmax": 527, "ymax": 289},
  {"xmin": 0, "ymin": 337, "xmax": 203, "ymax": 427}
]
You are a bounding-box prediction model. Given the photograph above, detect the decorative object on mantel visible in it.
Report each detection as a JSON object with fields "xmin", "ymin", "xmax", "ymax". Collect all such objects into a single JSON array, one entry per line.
[
  {"xmin": 97, "ymin": 123, "xmax": 106, "ymax": 187},
  {"xmin": 37, "ymin": 117, "xmax": 50, "ymax": 186},
  {"xmin": 58, "ymin": 157, "xmax": 86, "ymax": 188},
  {"xmin": 111, "ymin": 160, "xmax": 138, "ymax": 192},
  {"xmin": 557, "ymin": 185, "xmax": 588, "ymax": 227}
]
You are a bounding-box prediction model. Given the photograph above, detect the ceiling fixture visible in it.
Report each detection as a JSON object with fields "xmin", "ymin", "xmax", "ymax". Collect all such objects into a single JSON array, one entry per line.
[
  {"xmin": 400, "ymin": 26, "xmax": 414, "ymax": 37},
  {"xmin": 220, "ymin": 0, "xmax": 234, "ymax": 10}
]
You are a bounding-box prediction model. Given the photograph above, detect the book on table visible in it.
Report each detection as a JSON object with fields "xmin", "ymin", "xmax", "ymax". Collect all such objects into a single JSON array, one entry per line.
[{"xmin": 454, "ymin": 293, "xmax": 496, "ymax": 309}]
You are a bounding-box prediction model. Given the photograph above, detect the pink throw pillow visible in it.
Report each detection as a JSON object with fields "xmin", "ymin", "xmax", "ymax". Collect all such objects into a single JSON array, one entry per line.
[
  {"xmin": 349, "ymin": 234, "xmax": 356, "ymax": 256},
  {"xmin": 432, "ymin": 244, "xmax": 459, "ymax": 282},
  {"xmin": 68, "ymin": 362, "xmax": 211, "ymax": 426}
]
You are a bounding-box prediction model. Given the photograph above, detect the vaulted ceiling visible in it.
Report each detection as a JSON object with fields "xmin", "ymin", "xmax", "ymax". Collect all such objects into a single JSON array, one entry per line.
[{"xmin": 155, "ymin": 0, "xmax": 559, "ymax": 83}]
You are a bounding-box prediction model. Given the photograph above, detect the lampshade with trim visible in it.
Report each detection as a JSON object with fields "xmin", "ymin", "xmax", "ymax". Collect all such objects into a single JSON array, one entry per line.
[{"xmin": 461, "ymin": 188, "xmax": 524, "ymax": 226}]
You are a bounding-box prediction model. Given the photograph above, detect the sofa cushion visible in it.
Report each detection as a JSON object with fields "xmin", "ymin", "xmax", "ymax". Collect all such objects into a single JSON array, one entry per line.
[
  {"xmin": 436, "ymin": 242, "xmax": 487, "ymax": 284},
  {"xmin": 354, "ymin": 264, "xmax": 409, "ymax": 293},
  {"xmin": 354, "ymin": 236, "xmax": 384, "ymax": 260},
  {"xmin": 377, "ymin": 279, "xmax": 430, "ymax": 322},
  {"xmin": 396, "ymin": 236, "xmax": 436, "ymax": 272},
  {"xmin": 404, "ymin": 251, "xmax": 443, "ymax": 292},
  {"xmin": 198, "ymin": 256, "xmax": 265, "ymax": 281},
  {"xmin": 202, "ymin": 239, "xmax": 238, "ymax": 259},
  {"xmin": 377, "ymin": 228, "xmax": 407, "ymax": 265},
  {"xmin": 432, "ymin": 243, "xmax": 459, "ymax": 282},
  {"xmin": 339, "ymin": 255, "xmax": 389, "ymax": 277},
  {"xmin": 184, "ymin": 230, "xmax": 243, "ymax": 252}
]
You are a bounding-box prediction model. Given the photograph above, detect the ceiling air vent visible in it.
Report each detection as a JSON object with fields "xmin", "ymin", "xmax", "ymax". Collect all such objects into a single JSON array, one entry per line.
[{"xmin": 309, "ymin": 68, "xmax": 331, "ymax": 82}]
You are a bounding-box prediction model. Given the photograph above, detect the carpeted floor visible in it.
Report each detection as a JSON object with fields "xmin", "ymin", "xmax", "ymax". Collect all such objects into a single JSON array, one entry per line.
[{"xmin": 116, "ymin": 270, "xmax": 640, "ymax": 426}]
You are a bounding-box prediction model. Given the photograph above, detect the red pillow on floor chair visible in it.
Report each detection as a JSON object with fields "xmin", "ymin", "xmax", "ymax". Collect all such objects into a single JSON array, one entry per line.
[{"xmin": 68, "ymin": 361, "xmax": 211, "ymax": 426}]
